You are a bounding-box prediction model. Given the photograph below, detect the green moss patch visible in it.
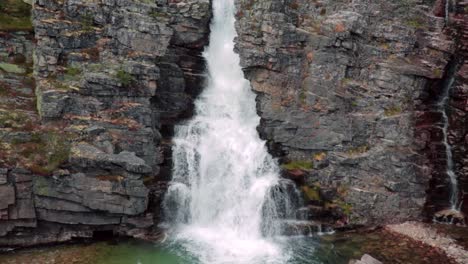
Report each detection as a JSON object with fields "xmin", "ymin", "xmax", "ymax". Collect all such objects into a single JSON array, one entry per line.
[
  {"xmin": 0, "ymin": 62, "xmax": 26, "ymax": 74},
  {"xmin": 115, "ymin": 69, "xmax": 134, "ymax": 86},
  {"xmin": 346, "ymin": 145, "xmax": 369, "ymax": 156},
  {"xmin": 326, "ymin": 200, "xmax": 353, "ymax": 216},
  {"xmin": 405, "ymin": 18, "xmax": 426, "ymax": 29},
  {"xmin": 0, "ymin": 0, "xmax": 32, "ymax": 32},
  {"xmin": 301, "ymin": 185, "xmax": 321, "ymax": 201},
  {"xmin": 384, "ymin": 105, "xmax": 402, "ymax": 117},
  {"xmin": 149, "ymin": 10, "xmax": 168, "ymax": 19},
  {"xmin": 282, "ymin": 160, "xmax": 314, "ymax": 171},
  {"xmin": 0, "ymin": 109, "xmax": 31, "ymax": 129},
  {"xmin": 15, "ymin": 131, "xmax": 72, "ymax": 175}
]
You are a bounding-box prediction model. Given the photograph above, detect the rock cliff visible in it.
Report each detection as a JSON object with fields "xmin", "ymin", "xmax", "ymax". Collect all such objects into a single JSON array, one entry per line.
[
  {"xmin": 0, "ymin": 0, "xmax": 210, "ymax": 248},
  {"xmin": 234, "ymin": 0, "xmax": 466, "ymax": 226},
  {"xmin": 0, "ymin": 0, "xmax": 466, "ymax": 248}
]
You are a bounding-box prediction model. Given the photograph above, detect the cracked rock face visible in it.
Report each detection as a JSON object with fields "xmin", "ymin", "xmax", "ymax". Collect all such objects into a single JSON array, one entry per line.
[
  {"xmin": 0, "ymin": 0, "xmax": 211, "ymax": 248},
  {"xmin": 0, "ymin": 0, "xmax": 466, "ymax": 248},
  {"xmin": 234, "ymin": 0, "xmax": 463, "ymax": 225}
]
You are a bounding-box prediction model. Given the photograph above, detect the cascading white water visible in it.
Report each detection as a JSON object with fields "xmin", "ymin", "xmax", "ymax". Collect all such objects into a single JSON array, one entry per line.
[
  {"xmin": 438, "ymin": 76, "xmax": 459, "ymax": 210},
  {"xmin": 163, "ymin": 0, "xmax": 294, "ymax": 263}
]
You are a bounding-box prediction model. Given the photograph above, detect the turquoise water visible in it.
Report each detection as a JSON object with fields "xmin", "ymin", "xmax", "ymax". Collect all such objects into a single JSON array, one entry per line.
[
  {"xmin": 0, "ymin": 229, "xmax": 455, "ymax": 264},
  {"xmin": 0, "ymin": 236, "xmax": 349, "ymax": 264},
  {"xmin": 94, "ymin": 237, "xmax": 349, "ymax": 264}
]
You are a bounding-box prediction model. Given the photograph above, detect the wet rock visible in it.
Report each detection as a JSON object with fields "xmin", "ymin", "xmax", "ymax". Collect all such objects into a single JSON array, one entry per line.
[
  {"xmin": 434, "ymin": 209, "xmax": 466, "ymax": 225},
  {"xmin": 349, "ymin": 254, "xmax": 383, "ymax": 264}
]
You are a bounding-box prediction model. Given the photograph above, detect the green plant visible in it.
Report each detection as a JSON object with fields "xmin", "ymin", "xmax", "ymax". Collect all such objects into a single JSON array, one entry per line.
[
  {"xmin": 301, "ymin": 185, "xmax": 321, "ymax": 201},
  {"xmin": 65, "ymin": 67, "xmax": 81, "ymax": 76},
  {"xmin": 80, "ymin": 13, "xmax": 94, "ymax": 32},
  {"xmin": 0, "ymin": 62, "xmax": 25, "ymax": 74},
  {"xmin": 335, "ymin": 200, "xmax": 353, "ymax": 216},
  {"xmin": 384, "ymin": 105, "xmax": 402, "ymax": 116},
  {"xmin": 0, "ymin": 110, "xmax": 30, "ymax": 128},
  {"xmin": 149, "ymin": 10, "xmax": 168, "ymax": 19},
  {"xmin": 341, "ymin": 78, "xmax": 352, "ymax": 86},
  {"xmin": 115, "ymin": 69, "xmax": 134, "ymax": 86},
  {"xmin": 18, "ymin": 131, "xmax": 71, "ymax": 175},
  {"xmin": 299, "ymin": 90, "xmax": 307, "ymax": 104},
  {"xmin": 346, "ymin": 145, "xmax": 369, "ymax": 156},
  {"xmin": 0, "ymin": 0, "xmax": 32, "ymax": 31},
  {"xmin": 282, "ymin": 160, "xmax": 314, "ymax": 170},
  {"xmin": 433, "ymin": 68, "xmax": 443, "ymax": 78},
  {"xmin": 405, "ymin": 18, "xmax": 426, "ymax": 29}
]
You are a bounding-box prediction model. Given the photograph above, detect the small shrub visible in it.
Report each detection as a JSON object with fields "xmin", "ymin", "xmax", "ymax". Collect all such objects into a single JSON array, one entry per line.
[
  {"xmin": 299, "ymin": 91, "xmax": 307, "ymax": 104},
  {"xmin": 335, "ymin": 200, "xmax": 353, "ymax": 216},
  {"xmin": 115, "ymin": 69, "xmax": 134, "ymax": 86}
]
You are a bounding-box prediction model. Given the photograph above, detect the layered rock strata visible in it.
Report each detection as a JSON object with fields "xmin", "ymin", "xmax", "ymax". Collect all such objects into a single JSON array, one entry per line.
[
  {"xmin": 234, "ymin": 0, "xmax": 461, "ymax": 225},
  {"xmin": 0, "ymin": 0, "xmax": 210, "ymax": 248}
]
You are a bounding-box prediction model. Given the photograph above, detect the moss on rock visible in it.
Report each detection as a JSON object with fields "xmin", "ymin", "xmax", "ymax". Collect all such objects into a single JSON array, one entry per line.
[
  {"xmin": 282, "ymin": 160, "xmax": 314, "ymax": 170},
  {"xmin": 0, "ymin": 0, "xmax": 32, "ymax": 32}
]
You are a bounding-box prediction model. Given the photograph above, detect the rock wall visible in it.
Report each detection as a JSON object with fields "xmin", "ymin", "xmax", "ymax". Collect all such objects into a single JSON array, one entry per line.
[
  {"xmin": 450, "ymin": 2, "xmax": 468, "ymax": 214},
  {"xmin": 234, "ymin": 0, "xmax": 458, "ymax": 226},
  {"xmin": 0, "ymin": 0, "xmax": 211, "ymax": 248},
  {"xmin": 423, "ymin": 0, "xmax": 468, "ymax": 216},
  {"xmin": 0, "ymin": 0, "xmax": 466, "ymax": 248}
]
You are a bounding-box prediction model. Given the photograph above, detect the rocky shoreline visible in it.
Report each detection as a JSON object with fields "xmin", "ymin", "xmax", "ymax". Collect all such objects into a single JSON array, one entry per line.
[{"xmin": 386, "ymin": 222, "xmax": 468, "ymax": 264}]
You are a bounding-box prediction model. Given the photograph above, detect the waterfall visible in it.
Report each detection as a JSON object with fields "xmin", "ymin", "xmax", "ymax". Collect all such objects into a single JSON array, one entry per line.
[
  {"xmin": 163, "ymin": 0, "xmax": 295, "ymax": 263},
  {"xmin": 445, "ymin": 0, "xmax": 450, "ymax": 25},
  {"xmin": 438, "ymin": 76, "xmax": 459, "ymax": 210}
]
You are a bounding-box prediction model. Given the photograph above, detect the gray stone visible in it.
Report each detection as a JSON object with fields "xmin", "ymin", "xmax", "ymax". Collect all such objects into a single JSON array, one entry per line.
[{"xmin": 0, "ymin": 186, "xmax": 15, "ymax": 211}]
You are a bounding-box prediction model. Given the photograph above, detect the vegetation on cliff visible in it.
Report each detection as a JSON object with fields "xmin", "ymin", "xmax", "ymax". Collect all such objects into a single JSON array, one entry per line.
[{"xmin": 0, "ymin": 0, "xmax": 32, "ymax": 32}]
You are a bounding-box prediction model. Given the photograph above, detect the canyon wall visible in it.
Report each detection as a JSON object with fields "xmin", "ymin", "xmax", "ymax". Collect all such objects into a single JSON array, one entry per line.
[
  {"xmin": 234, "ymin": 0, "xmax": 466, "ymax": 226},
  {"xmin": 0, "ymin": 0, "xmax": 466, "ymax": 248},
  {"xmin": 0, "ymin": 0, "xmax": 210, "ymax": 247}
]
